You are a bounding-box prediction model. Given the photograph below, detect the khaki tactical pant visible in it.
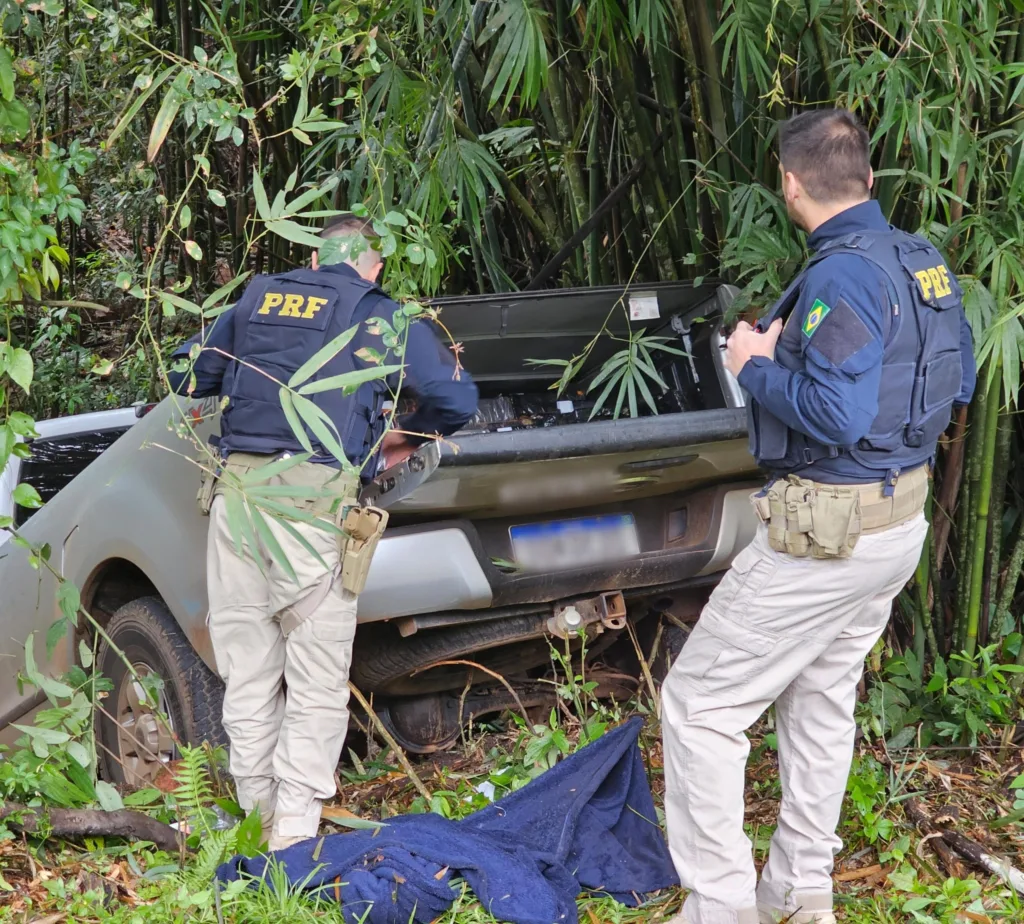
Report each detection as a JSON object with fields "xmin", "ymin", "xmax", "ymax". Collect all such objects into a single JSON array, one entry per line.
[
  {"xmin": 662, "ymin": 513, "xmax": 929, "ymax": 924},
  {"xmin": 207, "ymin": 458, "xmax": 358, "ymax": 842}
]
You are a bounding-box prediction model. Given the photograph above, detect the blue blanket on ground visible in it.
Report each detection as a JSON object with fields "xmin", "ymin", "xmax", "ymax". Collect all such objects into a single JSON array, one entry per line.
[{"xmin": 216, "ymin": 716, "xmax": 678, "ymax": 924}]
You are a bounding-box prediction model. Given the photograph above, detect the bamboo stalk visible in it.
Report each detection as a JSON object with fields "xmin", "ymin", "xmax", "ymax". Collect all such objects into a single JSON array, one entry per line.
[
  {"xmin": 452, "ymin": 115, "xmax": 560, "ymax": 253},
  {"xmin": 806, "ymin": 0, "xmax": 836, "ymax": 100},
  {"xmin": 914, "ymin": 487, "xmax": 938, "ymax": 664},
  {"xmin": 999, "ymin": 525, "xmax": 1024, "ymax": 652},
  {"xmin": 546, "ymin": 69, "xmax": 590, "ymax": 232},
  {"xmin": 956, "ymin": 387, "xmax": 988, "ymax": 651},
  {"xmin": 669, "ymin": 0, "xmax": 716, "ymax": 235},
  {"xmin": 690, "ymin": 0, "xmax": 731, "ymax": 193},
  {"xmin": 586, "ymin": 76, "xmax": 602, "ymax": 287},
  {"xmin": 982, "ymin": 411, "xmax": 1012, "ymax": 643},
  {"xmin": 419, "ymin": 1, "xmax": 491, "ymax": 159},
  {"xmin": 962, "ymin": 366, "xmax": 1001, "ymax": 668},
  {"xmin": 934, "ymin": 406, "xmax": 968, "ymax": 569}
]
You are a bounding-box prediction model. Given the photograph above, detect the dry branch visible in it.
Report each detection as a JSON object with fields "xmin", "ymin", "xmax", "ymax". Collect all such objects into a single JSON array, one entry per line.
[
  {"xmin": 1, "ymin": 801, "xmax": 181, "ymax": 852},
  {"xmin": 942, "ymin": 829, "xmax": 1024, "ymax": 895},
  {"xmin": 905, "ymin": 799, "xmax": 967, "ymax": 879}
]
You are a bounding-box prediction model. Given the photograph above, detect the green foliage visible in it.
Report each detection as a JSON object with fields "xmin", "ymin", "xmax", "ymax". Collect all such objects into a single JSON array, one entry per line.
[
  {"xmin": 887, "ymin": 863, "xmax": 989, "ymax": 924},
  {"xmin": 1, "ymin": 645, "xmax": 110, "ymax": 808},
  {"xmin": 531, "ymin": 326, "xmax": 689, "ymax": 420},
  {"xmin": 843, "ymin": 755, "xmax": 898, "ymax": 847},
  {"xmin": 857, "ymin": 646, "xmax": 1024, "ymax": 749}
]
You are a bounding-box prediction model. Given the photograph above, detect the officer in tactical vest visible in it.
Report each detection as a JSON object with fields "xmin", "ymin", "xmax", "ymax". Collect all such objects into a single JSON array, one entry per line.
[
  {"xmin": 662, "ymin": 110, "xmax": 975, "ymax": 924},
  {"xmin": 168, "ymin": 216, "xmax": 478, "ymax": 852}
]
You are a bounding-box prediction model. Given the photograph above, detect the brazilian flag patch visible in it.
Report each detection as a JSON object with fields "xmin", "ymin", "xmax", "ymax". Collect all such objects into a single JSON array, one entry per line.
[{"xmin": 802, "ymin": 298, "xmax": 832, "ymax": 338}]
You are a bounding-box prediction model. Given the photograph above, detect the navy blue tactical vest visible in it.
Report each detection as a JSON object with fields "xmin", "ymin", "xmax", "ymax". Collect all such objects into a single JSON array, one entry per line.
[
  {"xmin": 217, "ymin": 267, "xmax": 387, "ymax": 467},
  {"xmin": 748, "ymin": 227, "xmax": 964, "ymax": 479}
]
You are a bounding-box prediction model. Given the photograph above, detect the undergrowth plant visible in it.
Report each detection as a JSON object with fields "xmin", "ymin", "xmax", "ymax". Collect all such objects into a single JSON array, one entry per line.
[{"xmin": 857, "ymin": 646, "xmax": 1024, "ymax": 749}]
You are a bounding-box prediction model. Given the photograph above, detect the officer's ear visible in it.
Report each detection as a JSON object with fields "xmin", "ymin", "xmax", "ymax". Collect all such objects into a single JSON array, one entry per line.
[
  {"xmin": 311, "ymin": 249, "xmax": 320, "ymax": 271},
  {"xmin": 779, "ymin": 165, "xmax": 800, "ymax": 204},
  {"xmin": 369, "ymin": 260, "xmax": 383, "ymax": 282},
  {"xmin": 866, "ymin": 167, "xmax": 874, "ymax": 192}
]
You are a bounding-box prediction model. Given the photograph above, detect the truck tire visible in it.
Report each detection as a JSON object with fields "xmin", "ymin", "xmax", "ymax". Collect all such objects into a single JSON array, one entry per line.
[
  {"xmin": 96, "ymin": 596, "xmax": 225, "ymax": 787},
  {"xmin": 651, "ymin": 622, "xmax": 690, "ymax": 684}
]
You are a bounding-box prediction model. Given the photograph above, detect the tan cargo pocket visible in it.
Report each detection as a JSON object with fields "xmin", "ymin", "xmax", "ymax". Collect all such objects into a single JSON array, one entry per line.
[
  {"xmin": 705, "ymin": 544, "xmax": 778, "ymax": 617},
  {"xmin": 311, "ymin": 614, "xmax": 356, "ymax": 643},
  {"xmin": 679, "ymin": 610, "xmax": 778, "ymax": 701}
]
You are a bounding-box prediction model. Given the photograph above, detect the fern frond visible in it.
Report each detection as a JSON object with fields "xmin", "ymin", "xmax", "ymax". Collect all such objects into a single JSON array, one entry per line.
[{"xmin": 172, "ymin": 744, "xmax": 216, "ymax": 835}]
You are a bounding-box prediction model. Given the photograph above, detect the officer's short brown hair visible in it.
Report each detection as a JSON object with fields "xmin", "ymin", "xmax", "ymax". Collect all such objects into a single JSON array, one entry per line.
[
  {"xmin": 320, "ymin": 214, "xmax": 376, "ymax": 241},
  {"xmin": 320, "ymin": 214, "xmax": 381, "ymax": 265},
  {"xmin": 778, "ymin": 109, "xmax": 871, "ymax": 203}
]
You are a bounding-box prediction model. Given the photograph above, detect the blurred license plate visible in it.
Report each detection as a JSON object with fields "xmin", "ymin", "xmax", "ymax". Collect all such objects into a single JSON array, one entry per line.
[{"xmin": 510, "ymin": 514, "xmax": 640, "ymax": 572}]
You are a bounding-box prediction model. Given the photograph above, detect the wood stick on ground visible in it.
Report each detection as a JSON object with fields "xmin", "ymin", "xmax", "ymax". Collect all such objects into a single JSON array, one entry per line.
[
  {"xmin": 904, "ymin": 799, "xmax": 968, "ymax": 879},
  {"xmin": 942, "ymin": 829, "xmax": 1024, "ymax": 895},
  {"xmin": 1, "ymin": 801, "xmax": 181, "ymax": 852},
  {"xmin": 348, "ymin": 681, "xmax": 433, "ymax": 805}
]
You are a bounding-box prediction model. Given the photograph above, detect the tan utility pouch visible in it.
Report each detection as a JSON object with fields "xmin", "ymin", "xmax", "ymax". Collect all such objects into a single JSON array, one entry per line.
[
  {"xmin": 809, "ymin": 486, "xmax": 862, "ymax": 559},
  {"xmin": 196, "ymin": 465, "xmax": 219, "ymax": 516},
  {"xmin": 340, "ymin": 504, "xmax": 389, "ymax": 595},
  {"xmin": 756, "ymin": 476, "xmax": 861, "ymax": 559}
]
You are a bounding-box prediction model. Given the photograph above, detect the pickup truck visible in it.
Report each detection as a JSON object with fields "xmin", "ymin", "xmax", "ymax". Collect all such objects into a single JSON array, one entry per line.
[{"xmin": 0, "ymin": 281, "xmax": 760, "ymax": 785}]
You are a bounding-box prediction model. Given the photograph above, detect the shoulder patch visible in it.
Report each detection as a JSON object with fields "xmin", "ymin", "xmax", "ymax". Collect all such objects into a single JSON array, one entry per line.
[
  {"xmin": 802, "ymin": 299, "xmax": 831, "ymax": 338},
  {"xmin": 805, "ymin": 296, "xmax": 875, "ymax": 368}
]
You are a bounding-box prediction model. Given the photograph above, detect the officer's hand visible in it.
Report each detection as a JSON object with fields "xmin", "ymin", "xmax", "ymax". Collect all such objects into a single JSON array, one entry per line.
[
  {"xmin": 724, "ymin": 319, "xmax": 783, "ymax": 377},
  {"xmin": 381, "ymin": 431, "xmax": 416, "ymax": 469}
]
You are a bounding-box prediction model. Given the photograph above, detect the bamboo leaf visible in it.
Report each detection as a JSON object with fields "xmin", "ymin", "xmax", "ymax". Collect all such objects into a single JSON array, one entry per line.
[
  {"xmin": 275, "ymin": 516, "xmax": 331, "ymax": 571},
  {"xmin": 266, "ymin": 219, "xmax": 326, "ymax": 247},
  {"xmin": 286, "ymin": 177, "xmax": 339, "ymax": 215},
  {"xmin": 279, "ymin": 388, "xmax": 315, "ymax": 454},
  {"xmin": 147, "ymin": 72, "xmax": 191, "ymax": 163},
  {"xmin": 0, "ymin": 46, "xmax": 14, "ymax": 102},
  {"xmin": 633, "ymin": 351, "xmax": 669, "ymax": 390},
  {"xmin": 243, "ymin": 485, "xmax": 324, "ymax": 498},
  {"xmin": 248, "ymin": 496, "xmax": 340, "ymax": 533},
  {"xmin": 633, "ymin": 365, "xmax": 660, "ymax": 415},
  {"xmin": 202, "ymin": 271, "xmax": 252, "ymax": 311},
  {"xmin": 292, "ymin": 394, "xmax": 350, "ymax": 465},
  {"xmin": 587, "ymin": 351, "xmax": 630, "ymax": 392},
  {"xmin": 222, "ymin": 491, "xmax": 261, "ymax": 566},
  {"xmin": 237, "ymin": 452, "xmax": 312, "ymax": 485},
  {"xmin": 589, "ymin": 369, "xmax": 620, "ymax": 419},
  {"xmin": 271, "ymin": 189, "xmax": 287, "ymax": 219},
  {"xmin": 252, "ymin": 167, "xmax": 271, "ymax": 221},
  {"xmin": 222, "ymin": 488, "xmax": 248, "ymax": 558},
  {"xmin": 297, "ymin": 364, "xmax": 402, "ymax": 395},
  {"xmin": 107, "ymin": 66, "xmax": 174, "ymax": 148},
  {"xmin": 157, "ymin": 291, "xmax": 202, "ymax": 315},
  {"xmin": 613, "ymin": 374, "xmax": 628, "ymax": 419},
  {"xmin": 250, "ymin": 506, "xmax": 297, "ymax": 583},
  {"xmin": 288, "ymin": 326, "xmax": 359, "ymax": 386}
]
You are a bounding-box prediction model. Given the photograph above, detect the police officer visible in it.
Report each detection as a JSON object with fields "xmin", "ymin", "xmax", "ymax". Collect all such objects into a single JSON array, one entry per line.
[
  {"xmin": 168, "ymin": 216, "xmax": 478, "ymax": 852},
  {"xmin": 661, "ymin": 110, "xmax": 975, "ymax": 924}
]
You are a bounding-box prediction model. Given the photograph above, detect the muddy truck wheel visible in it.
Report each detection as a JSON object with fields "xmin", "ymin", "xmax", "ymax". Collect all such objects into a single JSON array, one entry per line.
[{"xmin": 96, "ymin": 596, "xmax": 226, "ymax": 786}]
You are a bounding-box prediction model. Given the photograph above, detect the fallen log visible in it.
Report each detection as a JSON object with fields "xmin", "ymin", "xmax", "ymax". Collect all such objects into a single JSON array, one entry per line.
[
  {"xmin": 942, "ymin": 829, "xmax": 1024, "ymax": 896},
  {"xmin": 905, "ymin": 799, "xmax": 967, "ymax": 879},
  {"xmin": 1, "ymin": 801, "xmax": 181, "ymax": 852}
]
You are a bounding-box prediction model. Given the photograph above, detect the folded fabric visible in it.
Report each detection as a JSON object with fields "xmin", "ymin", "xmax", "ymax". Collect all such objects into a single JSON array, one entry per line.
[{"xmin": 216, "ymin": 716, "xmax": 678, "ymax": 924}]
